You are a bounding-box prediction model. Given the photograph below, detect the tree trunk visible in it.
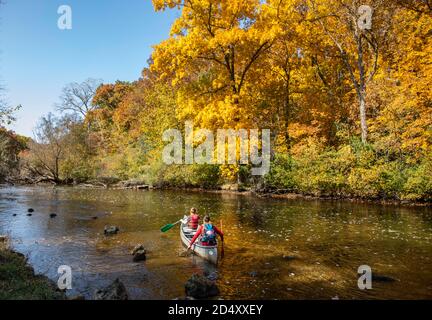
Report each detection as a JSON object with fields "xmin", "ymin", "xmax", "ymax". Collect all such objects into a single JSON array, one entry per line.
[
  {"xmin": 359, "ymin": 90, "xmax": 368, "ymax": 143},
  {"xmin": 284, "ymin": 90, "xmax": 291, "ymax": 152}
]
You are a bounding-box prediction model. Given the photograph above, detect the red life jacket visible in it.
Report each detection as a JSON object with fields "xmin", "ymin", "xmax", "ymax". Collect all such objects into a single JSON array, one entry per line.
[{"xmin": 189, "ymin": 214, "xmax": 200, "ymax": 229}]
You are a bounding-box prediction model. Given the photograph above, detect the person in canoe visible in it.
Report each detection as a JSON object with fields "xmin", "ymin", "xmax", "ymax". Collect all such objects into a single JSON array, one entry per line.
[
  {"xmin": 187, "ymin": 207, "xmax": 200, "ymax": 230},
  {"xmin": 188, "ymin": 215, "xmax": 224, "ymax": 248}
]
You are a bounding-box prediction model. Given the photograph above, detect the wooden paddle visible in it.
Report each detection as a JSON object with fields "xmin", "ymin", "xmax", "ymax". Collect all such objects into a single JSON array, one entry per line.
[
  {"xmin": 160, "ymin": 219, "xmax": 183, "ymax": 233},
  {"xmin": 220, "ymin": 220, "xmax": 225, "ymax": 258}
]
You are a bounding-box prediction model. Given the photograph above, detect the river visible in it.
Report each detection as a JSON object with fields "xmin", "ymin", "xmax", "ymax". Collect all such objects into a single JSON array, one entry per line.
[{"xmin": 0, "ymin": 186, "xmax": 431, "ymax": 299}]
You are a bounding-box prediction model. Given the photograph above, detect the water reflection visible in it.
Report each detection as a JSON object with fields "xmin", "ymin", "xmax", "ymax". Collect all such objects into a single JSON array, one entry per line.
[{"xmin": 0, "ymin": 186, "xmax": 431, "ymax": 300}]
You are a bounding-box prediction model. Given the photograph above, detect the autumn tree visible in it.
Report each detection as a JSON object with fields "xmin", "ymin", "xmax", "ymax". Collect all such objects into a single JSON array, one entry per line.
[
  {"xmin": 89, "ymin": 81, "xmax": 135, "ymax": 153},
  {"xmin": 23, "ymin": 114, "xmax": 66, "ymax": 183},
  {"xmin": 370, "ymin": 4, "xmax": 432, "ymax": 160},
  {"xmin": 0, "ymin": 128, "xmax": 27, "ymax": 181},
  {"xmin": 307, "ymin": 0, "xmax": 395, "ymax": 143},
  {"xmin": 22, "ymin": 113, "xmax": 93, "ymax": 183},
  {"xmin": 151, "ymin": 0, "xmax": 278, "ymax": 130},
  {"xmin": 395, "ymin": 0, "xmax": 432, "ymax": 15},
  {"xmin": 0, "ymin": 81, "xmax": 25, "ymax": 181},
  {"xmin": 87, "ymin": 69, "xmax": 178, "ymax": 178}
]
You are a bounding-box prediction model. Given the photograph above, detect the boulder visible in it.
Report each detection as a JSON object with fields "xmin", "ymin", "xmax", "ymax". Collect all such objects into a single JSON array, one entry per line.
[
  {"xmin": 104, "ymin": 226, "xmax": 120, "ymax": 236},
  {"xmin": 27, "ymin": 213, "xmax": 33, "ymax": 217},
  {"xmin": 185, "ymin": 274, "xmax": 220, "ymax": 299},
  {"xmin": 94, "ymin": 279, "xmax": 128, "ymax": 300},
  {"xmin": 28, "ymin": 208, "xmax": 34, "ymax": 213},
  {"xmin": 50, "ymin": 213, "xmax": 57, "ymax": 218},
  {"xmin": 131, "ymin": 245, "xmax": 147, "ymax": 262}
]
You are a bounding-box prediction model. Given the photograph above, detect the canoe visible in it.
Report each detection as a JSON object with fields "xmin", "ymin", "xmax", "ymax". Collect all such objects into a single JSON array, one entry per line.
[{"xmin": 180, "ymin": 221, "xmax": 218, "ymax": 264}]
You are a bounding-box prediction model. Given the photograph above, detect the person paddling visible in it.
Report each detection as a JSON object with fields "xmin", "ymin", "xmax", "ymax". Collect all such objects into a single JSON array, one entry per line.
[
  {"xmin": 188, "ymin": 215, "xmax": 224, "ymax": 248},
  {"xmin": 187, "ymin": 207, "xmax": 200, "ymax": 230}
]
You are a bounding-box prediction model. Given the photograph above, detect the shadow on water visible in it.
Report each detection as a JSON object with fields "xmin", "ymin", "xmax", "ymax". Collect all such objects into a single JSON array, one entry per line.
[{"xmin": 0, "ymin": 186, "xmax": 431, "ymax": 299}]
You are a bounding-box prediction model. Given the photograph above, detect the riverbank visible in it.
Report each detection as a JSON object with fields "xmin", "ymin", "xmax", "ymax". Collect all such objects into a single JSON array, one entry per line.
[
  {"xmin": 165, "ymin": 187, "xmax": 432, "ymax": 207},
  {"xmin": 2, "ymin": 180, "xmax": 431, "ymax": 207},
  {"xmin": 80, "ymin": 179, "xmax": 432, "ymax": 207},
  {"xmin": 0, "ymin": 237, "xmax": 65, "ymax": 300}
]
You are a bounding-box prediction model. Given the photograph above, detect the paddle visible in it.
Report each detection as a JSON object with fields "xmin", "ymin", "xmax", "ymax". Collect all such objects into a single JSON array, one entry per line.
[
  {"xmin": 160, "ymin": 219, "xmax": 183, "ymax": 233},
  {"xmin": 220, "ymin": 220, "xmax": 225, "ymax": 258}
]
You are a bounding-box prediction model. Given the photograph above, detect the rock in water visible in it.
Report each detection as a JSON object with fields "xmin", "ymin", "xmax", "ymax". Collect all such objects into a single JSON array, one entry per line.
[
  {"xmin": 133, "ymin": 250, "xmax": 146, "ymax": 262},
  {"xmin": 372, "ymin": 274, "xmax": 397, "ymax": 282},
  {"xmin": 94, "ymin": 279, "xmax": 128, "ymax": 300},
  {"xmin": 50, "ymin": 213, "xmax": 57, "ymax": 218},
  {"xmin": 104, "ymin": 226, "xmax": 120, "ymax": 236},
  {"xmin": 249, "ymin": 271, "xmax": 259, "ymax": 278},
  {"xmin": 282, "ymin": 255, "xmax": 297, "ymax": 261},
  {"xmin": 131, "ymin": 245, "xmax": 146, "ymax": 262},
  {"xmin": 185, "ymin": 274, "xmax": 220, "ymax": 299},
  {"xmin": 131, "ymin": 244, "xmax": 145, "ymax": 255},
  {"xmin": 28, "ymin": 208, "xmax": 34, "ymax": 213}
]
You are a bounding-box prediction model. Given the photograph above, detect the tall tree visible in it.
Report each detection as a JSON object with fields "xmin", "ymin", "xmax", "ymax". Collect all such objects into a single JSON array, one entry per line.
[
  {"xmin": 308, "ymin": 0, "xmax": 394, "ymax": 143},
  {"xmin": 151, "ymin": 0, "xmax": 277, "ymax": 129},
  {"xmin": 0, "ymin": 128, "xmax": 27, "ymax": 181},
  {"xmin": 370, "ymin": 5, "xmax": 432, "ymax": 160},
  {"xmin": 27, "ymin": 114, "xmax": 67, "ymax": 183},
  {"xmin": 0, "ymin": 85, "xmax": 20, "ymax": 126},
  {"xmin": 56, "ymin": 78, "xmax": 102, "ymax": 118}
]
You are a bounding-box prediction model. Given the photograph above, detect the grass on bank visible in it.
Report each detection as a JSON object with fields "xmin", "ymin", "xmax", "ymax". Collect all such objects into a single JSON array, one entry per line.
[{"xmin": 0, "ymin": 241, "xmax": 65, "ymax": 300}]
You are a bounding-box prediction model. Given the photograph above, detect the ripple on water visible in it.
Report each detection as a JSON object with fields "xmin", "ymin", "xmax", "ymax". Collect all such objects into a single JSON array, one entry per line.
[{"xmin": 0, "ymin": 186, "xmax": 431, "ymax": 299}]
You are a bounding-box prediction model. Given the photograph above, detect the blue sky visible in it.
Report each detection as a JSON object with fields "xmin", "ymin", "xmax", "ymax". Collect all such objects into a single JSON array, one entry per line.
[{"xmin": 1, "ymin": 0, "xmax": 179, "ymax": 136}]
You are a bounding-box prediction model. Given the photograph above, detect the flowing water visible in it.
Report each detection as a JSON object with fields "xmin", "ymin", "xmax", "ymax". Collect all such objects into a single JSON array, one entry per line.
[{"xmin": 0, "ymin": 186, "xmax": 431, "ymax": 300}]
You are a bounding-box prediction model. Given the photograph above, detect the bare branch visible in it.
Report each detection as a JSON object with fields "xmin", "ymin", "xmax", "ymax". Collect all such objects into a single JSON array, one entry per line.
[{"xmin": 56, "ymin": 78, "xmax": 102, "ymax": 118}]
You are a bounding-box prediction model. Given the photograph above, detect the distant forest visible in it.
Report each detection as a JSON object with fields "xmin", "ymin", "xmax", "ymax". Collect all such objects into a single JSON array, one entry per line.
[{"xmin": 1, "ymin": 1, "xmax": 431, "ymax": 202}]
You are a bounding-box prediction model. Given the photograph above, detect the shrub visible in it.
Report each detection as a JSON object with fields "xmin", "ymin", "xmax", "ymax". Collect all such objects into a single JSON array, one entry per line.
[
  {"xmin": 264, "ymin": 154, "xmax": 295, "ymax": 190},
  {"xmin": 189, "ymin": 164, "xmax": 221, "ymax": 189},
  {"xmin": 403, "ymin": 156, "xmax": 432, "ymax": 201}
]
